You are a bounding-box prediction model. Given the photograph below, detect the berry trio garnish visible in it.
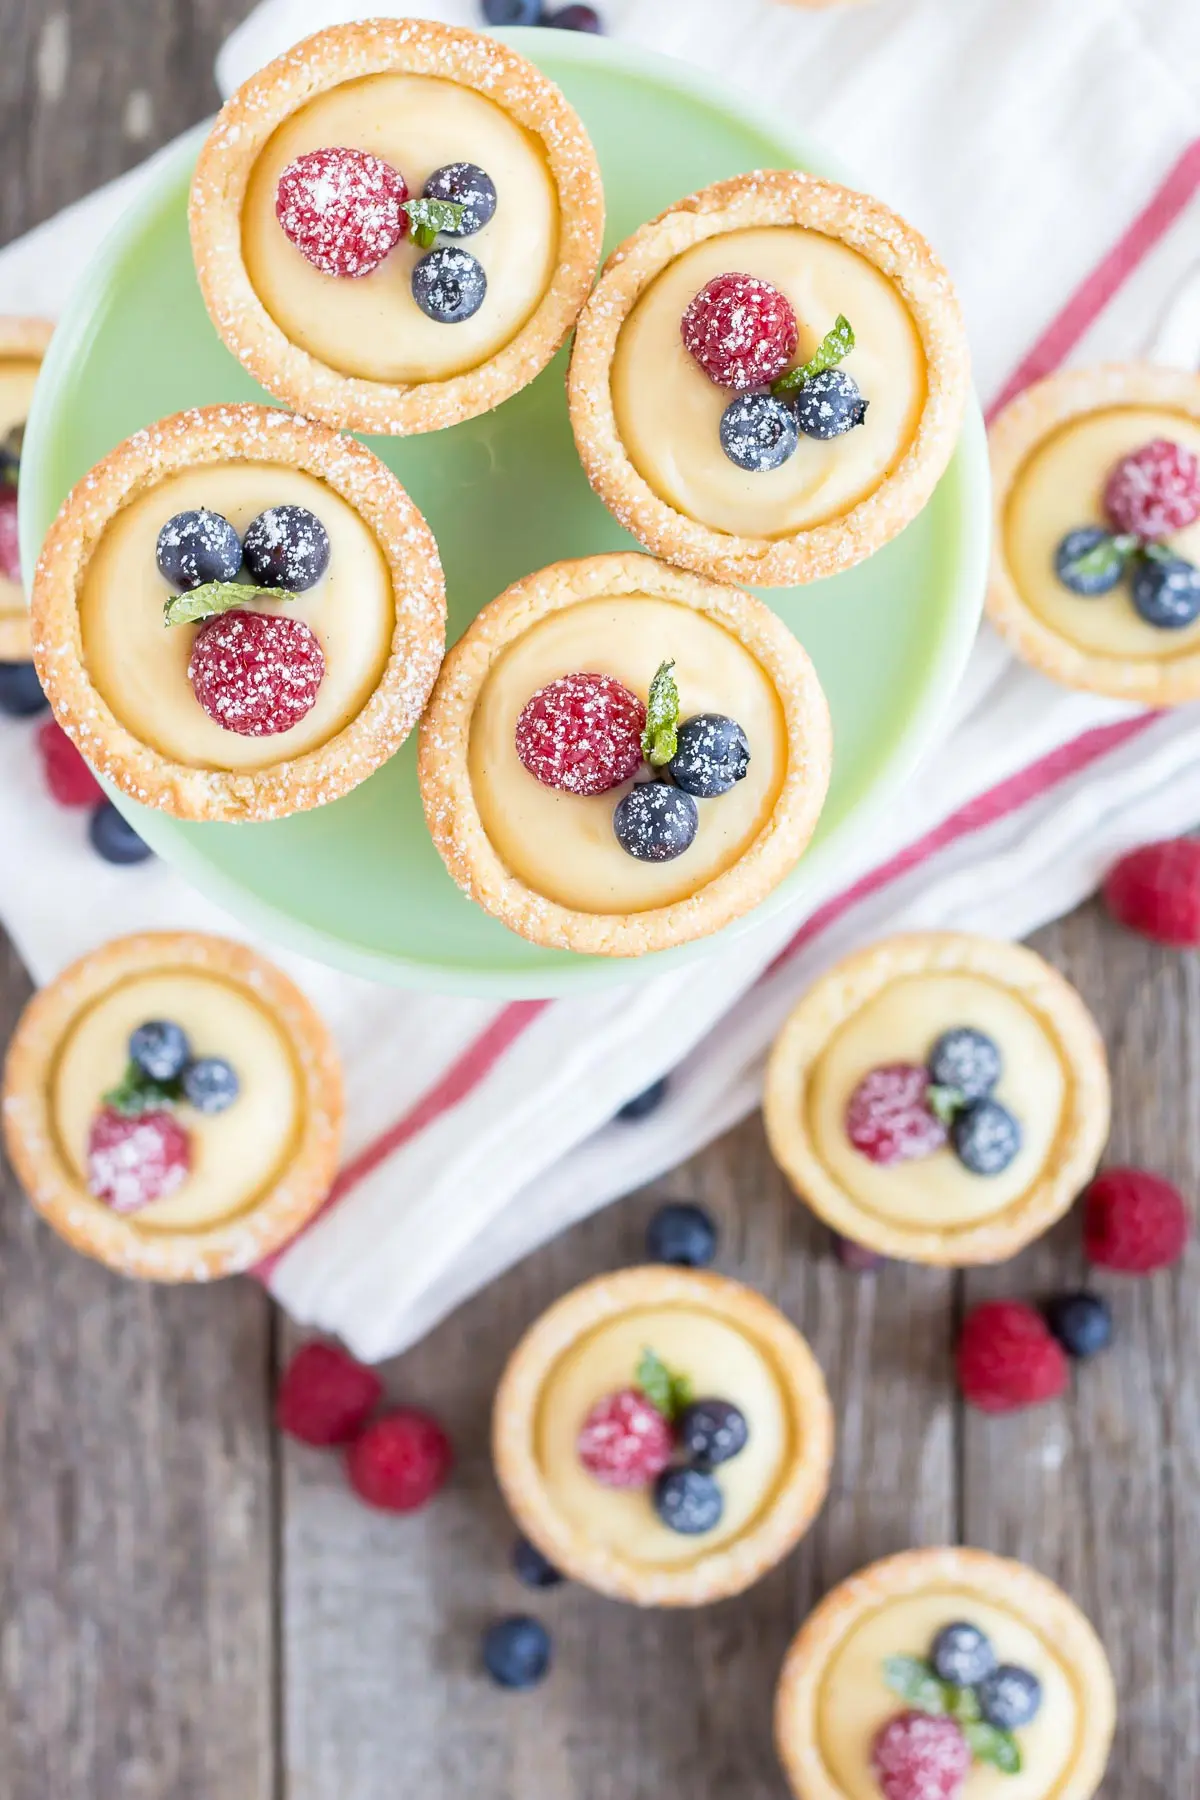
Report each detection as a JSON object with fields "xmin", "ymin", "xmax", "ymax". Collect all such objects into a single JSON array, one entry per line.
[
  {"xmin": 845, "ymin": 1026, "xmax": 1022, "ymax": 1177},
  {"xmin": 876, "ymin": 1618, "xmax": 1043, "ymax": 1790},
  {"xmin": 1054, "ymin": 437, "xmax": 1200, "ymax": 628}
]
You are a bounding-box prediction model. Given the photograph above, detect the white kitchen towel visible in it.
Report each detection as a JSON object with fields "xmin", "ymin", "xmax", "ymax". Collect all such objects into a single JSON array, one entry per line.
[{"xmin": 2, "ymin": 0, "xmax": 1200, "ymax": 1360}]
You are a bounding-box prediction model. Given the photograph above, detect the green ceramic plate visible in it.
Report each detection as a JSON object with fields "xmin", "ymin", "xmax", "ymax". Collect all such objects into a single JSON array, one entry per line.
[{"xmin": 21, "ymin": 30, "xmax": 988, "ymax": 997}]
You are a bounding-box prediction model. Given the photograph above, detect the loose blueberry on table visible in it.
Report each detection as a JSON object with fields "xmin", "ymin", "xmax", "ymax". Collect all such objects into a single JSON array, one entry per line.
[
  {"xmin": 1052, "ymin": 437, "xmax": 1200, "ymax": 628},
  {"xmin": 480, "ymin": 0, "xmax": 604, "ymax": 26},
  {"xmin": 615, "ymin": 1075, "xmax": 669, "ymax": 1122},
  {"xmin": 1, "ymin": 420, "xmax": 27, "ymax": 588},
  {"xmin": 512, "ymin": 1534, "xmax": 565, "ymax": 1589},
  {"xmin": 89, "ymin": 801, "xmax": 154, "ymax": 866},
  {"xmin": 846, "ymin": 1026, "xmax": 1022, "ymax": 1177},
  {"xmin": 0, "ymin": 660, "xmax": 48, "ymax": 718},
  {"xmin": 1043, "ymin": 1290, "xmax": 1113, "ymax": 1359},
  {"xmin": 481, "ymin": 1615, "xmax": 553, "ymax": 1690},
  {"xmin": 644, "ymin": 1199, "xmax": 717, "ymax": 1267},
  {"xmin": 878, "ymin": 1619, "xmax": 1043, "ymax": 1787}
]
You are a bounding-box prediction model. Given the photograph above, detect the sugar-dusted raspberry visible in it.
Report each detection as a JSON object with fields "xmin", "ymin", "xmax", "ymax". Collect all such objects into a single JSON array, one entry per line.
[
  {"xmin": 86, "ymin": 1106, "xmax": 191, "ymax": 1214},
  {"xmin": 956, "ymin": 1300, "xmax": 1068, "ymax": 1413},
  {"xmin": 1082, "ymin": 1167, "xmax": 1189, "ymax": 1274},
  {"xmin": 1103, "ymin": 438, "xmax": 1200, "ymax": 538},
  {"xmin": 276, "ymin": 146, "xmax": 409, "ymax": 278},
  {"xmin": 1103, "ymin": 838, "xmax": 1200, "ymax": 947},
  {"xmin": 515, "ymin": 672, "xmax": 646, "ymax": 796},
  {"xmin": 346, "ymin": 1407, "xmax": 454, "ymax": 1512},
  {"xmin": 0, "ymin": 486, "xmax": 20, "ymax": 582},
  {"xmin": 188, "ymin": 610, "xmax": 324, "ymax": 737},
  {"xmin": 276, "ymin": 1341, "xmax": 382, "ymax": 1446},
  {"xmin": 845, "ymin": 1063, "xmax": 948, "ymax": 1166},
  {"xmin": 36, "ymin": 719, "xmax": 104, "ymax": 808},
  {"xmin": 872, "ymin": 1713, "xmax": 971, "ymax": 1800},
  {"xmin": 576, "ymin": 1388, "xmax": 675, "ymax": 1488},
  {"xmin": 681, "ymin": 273, "xmax": 799, "ymax": 390}
]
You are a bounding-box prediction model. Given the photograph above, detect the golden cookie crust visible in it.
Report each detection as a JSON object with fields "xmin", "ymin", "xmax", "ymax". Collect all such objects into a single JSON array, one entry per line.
[
  {"xmin": 1, "ymin": 931, "xmax": 343, "ymax": 1282},
  {"xmin": 418, "ymin": 550, "xmax": 832, "ymax": 956},
  {"xmin": 763, "ymin": 931, "xmax": 1111, "ymax": 1265},
  {"xmin": 567, "ymin": 171, "xmax": 970, "ymax": 587},
  {"xmin": 493, "ymin": 1266, "xmax": 834, "ymax": 1608},
  {"xmin": 189, "ymin": 18, "xmax": 605, "ymax": 436},
  {"xmin": 0, "ymin": 316, "xmax": 54, "ymax": 662},
  {"xmin": 988, "ymin": 362, "xmax": 1200, "ymax": 704},
  {"xmin": 775, "ymin": 1546, "xmax": 1116, "ymax": 1800},
  {"xmin": 29, "ymin": 402, "xmax": 445, "ymax": 823}
]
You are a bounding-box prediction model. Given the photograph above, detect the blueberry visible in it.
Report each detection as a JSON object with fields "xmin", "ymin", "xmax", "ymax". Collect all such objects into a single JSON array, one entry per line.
[
  {"xmin": 89, "ymin": 801, "xmax": 153, "ymax": 865},
  {"xmin": 0, "ymin": 422, "xmax": 23, "ymax": 484},
  {"xmin": 1044, "ymin": 1291, "xmax": 1113, "ymax": 1360},
  {"xmin": 653, "ymin": 1466, "xmax": 723, "ymax": 1536},
  {"xmin": 423, "ymin": 163, "xmax": 497, "ymax": 237},
  {"xmin": 613, "ymin": 781, "xmax": 698, "ymax": 862},
  {"xmin": 669, "ymin": 713, "xmax": 750, "ymax": 798},
  {"xmin": 512, "ymin": 1536, "xmax": 564, "ymax": 1589},
  {"xmin": 155, "ymin": 508, "xmax": 242, "ymax": 591},
  {"xmin": 481, "ymin": 1615, "xmax": 552, "ymax": 1689},
  {"xmin": 243, "ymin": 505, "xmax": 330, "ymax": 592},
  {"xmin": 951, "ymin": 1099, "xmax": 1021, "ymax": 1176},
  {"xmin": 129, "ymin": 1019, "xmax": 191, "ymax": 1083},
  {"xmin": 677, "ymin": 1399, "xmax": 748, "ymax": 1469},
  {"xmin": 183, "ymin": 1056, "xmax": 240, "ymax": 1115},
  {"xmin": 1054, "ymin": 526, "xmax": 1125, "ymax": 597},
  {"xmin": 793, "ymin": 368, "xmax": 868, "ymax": 439},
  {"xmin": 978, "ymin": 1664, "xmax": 1042, "ymax": 1731},
  {"xmin": 719, "ymin": 390, "xmax": 799, "ymax": 473},
  {"xmin": 412, "ymin": 246, "xmax": 487, "ymax": 324},
  {"xmin": 617, "ymin": 1076, "xmax": 668, "ymax": 1122},
  {"xmin": 645, "ymin": 1201, "xmax": 717, "ymax": 1267},
  {"xmin": 1130, "ymin": 554, "xmax": 1200, "ymax": 629},
  {"xmin": 930, "ymin": 1620, "xmax": 997, "ymax": 1687},
  {"xmin": 831, "ymin": 1232, "xmax": 886, "ymax": 1273},
  {"xmin": 481, "ymin": 0, "xmax": 540, "ymax": 21},
  {"xmin": 0, "ymin": 661, "xmax": 47, "ymax": 717},
  {"xmin": 927, "ymin": 1027, "xmax": 1002, "ymax": 1103},
  {"xmin": 545, "ymin": 3, "xmax": 603, "ymax": 27}
]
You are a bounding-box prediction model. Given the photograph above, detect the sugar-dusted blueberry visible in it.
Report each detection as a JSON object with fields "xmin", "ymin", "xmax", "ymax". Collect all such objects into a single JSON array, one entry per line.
[
  {"xmin": 1130, "ymin": 555, "xmax": 1200, "ymax": 630},
  {"xmin": 0, "ymin": 660, "xmax": 47, "ymax": 718},
  {"xmin": 793, "ymin": 368, "xmax": 868, "ymax": 439},
  {"xmin": 512, "ymin": 1535, "xmax": 564, "ymax": 1590},
  {"xmin": 927, "ymin": 1027, "xmax": 1001, "ymax": 1103},
  {"xmin": 412, "ymin": 246, "xmax": 487, "ymax": 323},
  {"xmin": 481, "ymin": 0, "xmax": 540, "ymax": 21},
  {"xmin": 183, "ymin": 1057, "xmax": 240, "ymax": 1115},
  {"xmin": 1053, "ymin": 526, "xmax": 1126, "ymax": 597},
  {"xmin": 677, "ymin": 1398, "xmax": 748, "ymax": 1469},
  {"xmin": 613, "ymin": 781, "xmax": 698, "ymax": 862},
  {"xmin": 930, "ymin": 1620, "xmax": 997, "ymax": 1687},
  {"xmin": 719, "ymin": 390, "xmax": 799, "ymax": 472},
  {"xmin": 951, "ymin": 1099, "xmax": 1021, "ymax": 1176},
  {"xmin": 242, "ymin": 504, "xmax": 331, "ymax": 592},
  {"xmin": 617, "ymin": 1076, "xmax": 668, "ymax": 1122},
  {"xmin": 129, "ymin": 1019, "xmax": 191, "ymax": 1083},
  {"xmin": 978, "ymin": 1664, "xmax": 1042, "ymax": 1731},
  {"xmin": 653, "ymin": 1466, "xmax": 724, "ymax": 1536},
  {"xmin": 669, "ymin": 713, "xmax": 750, "ymax": 798},
  {"xmin": 545, "ymin": 3, "xmax": 603, "ymax": 27},
  {"xmin": 422, "ymin": 162, "xmax": 497, "ymax": 236},
  {"xmin": 155, "ymin": 508, "xmax": 242, "ymax": 591},
  {"xmin": 482, "ymin": 1615, "xmax": 552, "ymax": 1690},
  {"xmin": 89, "ymin": 801, "xmax": 154, "ymax": 866},
  {"xmin": 1044, "ymin": 1291, "xmax": 1113, "ymax": 1360},
  {"xmin": 645, "ymin": 1200, "xmax": 717, "ymax": 1267}
]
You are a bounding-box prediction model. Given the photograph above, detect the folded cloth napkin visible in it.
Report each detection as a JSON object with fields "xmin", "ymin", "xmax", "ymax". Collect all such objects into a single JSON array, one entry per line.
[{"xmin": 3, "ymin": 0, "xmax": 1200, "ymax": 1361}]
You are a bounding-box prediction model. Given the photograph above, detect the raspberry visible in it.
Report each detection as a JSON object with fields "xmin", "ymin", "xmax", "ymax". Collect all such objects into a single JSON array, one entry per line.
[
  {"xmin": 576, "ymin": 1388, "xmax": 674, "ymax": 1488},
  {"xmin": 346, "ymin": 1407, "xmax": 454, "ymax": 1512},
  {"xmin": 845, "ymin": 1064, "xmax": 948, "ymax": 1166},
  {"xmin": 188, "ymin": 610, "xmax": 324, "ymax": 737},
  {"xmin": 276, "ymin": 1341, "xmax": 382, "ymax": 1446},
  {"xmin": 36, "ymin": 719, "xmax": 104, "ymax": 807},
  {"xmin": 515, "ymin": 672, "xmax": 646, "ymax": 796},
  {"xmin": 681, "ymin": 273, "xmax": 799, "ymax": 390},
  {"xmin": 1102, "ymin": 838, "xmax": 1200, "ymax": 947},
  {"xmin": 1083, "ymin": 1167, "xmax": 1189, "ymax": 1273},
  {"xmin": 86, "ymin": 1106, "xmax": 191, "ymax": 1214},
  {"xmin": 1103, "ymin": 438, "xmax": 1200, "ymax": 538},
  {"xmin": 0, "ymin": 486, "xmax": 20, "ymax": 582},
  {"xmin": 956, "ymin": 1300, "xmax": 1069, "ymax": 1414},
  {"xmin": 276, "ymin": 146, "xmax": 408, "ymax": 278},
  {"xmin": 872, "ymin": 1713, "xmax": 971, "ymax": 1800}
]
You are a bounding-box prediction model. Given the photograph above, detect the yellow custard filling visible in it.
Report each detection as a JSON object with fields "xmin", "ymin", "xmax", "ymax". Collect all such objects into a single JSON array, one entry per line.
[
  {"xmin": 242, "ymin": 72, "xmax": 559, "ymax": 384},
  {"xmin": 1006, "ymin": 407, "xmax": 1200, "ymax": 659},
  {"xmin": 80, "ymin": 462, "xmax": 394, "ymax": 771},
  {"xmin": 53, "ymin": 971, "xmax": 301, "ymax": 1231},
  {"xmin": 535, "ymin": 1305, "xmax": 788, "ymax": 1567},
  {"xmin": 808, "ymin": 975, "xmax": 1065, "ymax": 1231},
  {"xmin": 0, "ymin": 357, "xmax": 38, "ymax": 618},
  {"xmin": 469, "ymin": 595, "xmax": 788, "ymax": 913},
  {"xmin": 816, "ymin": 1592, "xmax": 1078, "ymax": 1800},
  {"xmin": 611, "ymin": 228, "xmax": 926, "ymax": 539}
]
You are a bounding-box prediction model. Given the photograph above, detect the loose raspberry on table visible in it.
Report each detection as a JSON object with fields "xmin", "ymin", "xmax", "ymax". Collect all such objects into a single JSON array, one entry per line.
[
  {"xmin": 1103, "ymin": 438, "xmax": 1200, "ymax": 539},
  {"xmin": 86, "ymin": 1106, "xmax": 191, "ymax": 1214},
  {"xmin": 956, "ymin": 1299, "xmax": 1068, "ymax": 1413},
  {"xmin": 36, "ymin": 719, "xmax": 104, "ymax": 808},
  {"xmin": 845, "ymin": 1064, "xmax": 948, "ymax": 1166},
  {"xmin": 680, "ymin": 273, "xmax": 799, "ymax": 390},
  {"xmin": 1102, "ymin": 838, "xmax": 1200, "ymax": 947},
  {"xmin": 872, "ymin": 1712, "xmax": 971, "ymax": 1800},
  {"xmin": 276, "ymin": 1341, "xmax": 383, "ymax": 1446},
  {"xmin": 576, "ymin": 1387, "xmax": 675, "ymax": 1488},
  {"xmin": 188, "ymin": 610, "xmax": 325, "ymax": 737},
  {"xmin": 276, "ymin": 146, "xmax": 409, "ymax": 278},
  {"xmin": 515, "ymin": 671, "xmax": 646, "ymax": 796},
  {"xmin": 0, "ymin": 487, "xmax": 20, "ymax": 582},
  {"xmin": 346, "ymin": 1407, "xmax": 454, "ymax": 1512},
  {"xmin": 1083, "ymin": 1167, "xmax": 1189, "ymax": 1274}
]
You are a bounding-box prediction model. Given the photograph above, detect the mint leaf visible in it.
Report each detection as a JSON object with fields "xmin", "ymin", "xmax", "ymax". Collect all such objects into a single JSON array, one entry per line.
[
  {"xmin": 882, "ymin": 1656, "xmax": 949, "ymax": 1715},
  {"xmin": 103, "ymin": 1061, "xmax": 182, "ymax": 1118},
  {"xmin": 964, "ymin": 1721, "xmax": 1021, "ymax": 1774},
  {"xmin": 403, "ymin": 197, "xmax": 467, "ymax": 250},
  {"xmin": 636, "ymin": 1347, "xmax": 693, "ymax": 1422},
  {"xmin": 163, "ymin": 581, "xmax": 297, "ymax": 627},
  {"xmin": 1058, "ymin": 531, "xmax": 1137, "ymax": 588},
  {"xmin": 772, "ymin": 313, "xmax": 855, "ymax": 396},
  {"xmin": 948, "ymin": 1685, "xmax": 982, "ymax": 1725},
  {"xmin": 926, "ymin": 1083, "xmax": 965, "ymax": 1127},
  {"xmin": 1141, "ymin": 540, "xmax": 1179, "ymax": 566},
  {"xmin": 641, "ymin": 659, "xmax": 680, "ymax": 768}
]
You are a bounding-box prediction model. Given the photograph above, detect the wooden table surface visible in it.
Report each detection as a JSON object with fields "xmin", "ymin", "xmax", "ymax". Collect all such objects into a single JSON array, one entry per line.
[{"xmin": 0, "ymin": 5, "xmax": 1195, "ymax": 1796}]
